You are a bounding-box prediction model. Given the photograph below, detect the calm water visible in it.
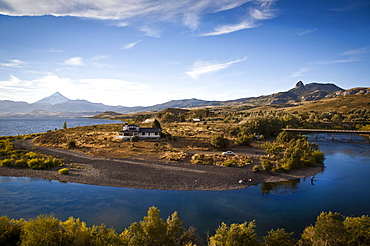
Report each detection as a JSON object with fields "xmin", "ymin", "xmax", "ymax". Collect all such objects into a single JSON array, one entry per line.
[
  {"xmin": 0, "ymin": 118, "xmax": 115, "ymax": 136},
  {"xmin": 0, "ymin": 120, "xmax": 369, "ymax": 236}
]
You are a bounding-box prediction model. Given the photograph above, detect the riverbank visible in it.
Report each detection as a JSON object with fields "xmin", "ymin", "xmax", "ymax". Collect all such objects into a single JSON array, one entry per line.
[{"xmin": 0, "ymin": 139, "xmax": 323, "ymax": 191}]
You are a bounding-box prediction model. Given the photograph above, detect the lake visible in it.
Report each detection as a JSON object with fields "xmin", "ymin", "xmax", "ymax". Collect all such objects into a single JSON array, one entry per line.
[
  {"xmin": 0, "ymin": 119, "xmax": 369, "ymax": 236},
  {"xmin": 0, "ymin": 118, "xmax": 115, "ymax": 136}
]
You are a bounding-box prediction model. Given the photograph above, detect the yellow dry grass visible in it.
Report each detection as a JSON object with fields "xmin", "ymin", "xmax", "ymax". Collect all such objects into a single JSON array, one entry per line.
[{"xmin": 32, "ymin": 122, "xmax": 242, "ymax": 162}]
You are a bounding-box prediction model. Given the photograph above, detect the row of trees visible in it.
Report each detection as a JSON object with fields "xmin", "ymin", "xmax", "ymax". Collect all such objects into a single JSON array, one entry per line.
[{"xmin": 1, "ymin": 207, "xmax": 369, "ymax": 246}]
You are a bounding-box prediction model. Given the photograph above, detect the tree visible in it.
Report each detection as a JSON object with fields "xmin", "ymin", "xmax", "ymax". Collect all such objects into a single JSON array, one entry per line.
[
  {"xmin": 63, "ymin": 121, "xmax": 67, "ymax": 129},
  {"xmin": 20, "ymin": 214, "xmax": 62, "ymax": 246},
  {"xmin": 234, "ymin": 133, "xmax": 254, "ymax": 146},
  {"xmin": 59, "ymin": 217, "xmax": 92, "ymax": 245},
  {"xmin": 209, "ymin": 221, "xmax": 259, "ymax": 246},
  {"xmin": 152, "ymin": 119, "xmax": 162, "ymax": 128},
  {"xmin": 210, "ymin": 134, "xmax": 230, "ymax": 149},
  {"xmin": 0, "ymin": 216, "xmax": 22, "ymax": 246},
  {"xmin": 309, "ymin": 211, "xmax": 348, "ymax": 246},
  {"xmin": 121, "ymin": 206, "xmax": 184, "ymax": 246},
  {"xmin": 344, "ymin": 215, "xmax": 370, "ymax": 245},
  {"xmin": 261, "ymin": 142, "xmax": 283, "ymax": 155},
  {"xmin": 276, "ymin": 131, "xmax": 299, "ymax": 144},
  {"xmin": 263, "ymin": 228, "xmax": 295, "ymax": 246}
]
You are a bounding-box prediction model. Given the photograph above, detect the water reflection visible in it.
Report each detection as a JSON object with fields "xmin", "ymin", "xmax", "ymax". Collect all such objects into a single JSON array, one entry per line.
[{"xmin": 261, "ymin": 179, "xmax": 301, "ymax": 194}]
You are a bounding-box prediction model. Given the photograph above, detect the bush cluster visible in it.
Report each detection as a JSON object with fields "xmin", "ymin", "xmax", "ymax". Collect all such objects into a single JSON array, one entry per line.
[
  {"xmin": 58, "ymin": 168, "xmax": 70, "ymax": 175},
  {"xmin": 191, "ymin": 153, "xmax": 251, "ymax": 167},
  {"xmin": 261, "ymin": 131, "xmax": 325, "ymax": 171},
  {"xmin": 0, "ymin": 139, "xmax": 64, "ymax": 170},
  {"xmin": 160, "ymin": 151, "xmax": 188, "ymax": 162},
  {"xmin": 1, "ymin": 208, "xmax": 369, "ymax": 246}
]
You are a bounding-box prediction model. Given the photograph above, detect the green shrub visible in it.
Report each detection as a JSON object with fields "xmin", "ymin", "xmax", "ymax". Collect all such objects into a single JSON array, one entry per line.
[
  {"xmin": 0, "ymin": 159, "xmax": 13, "ymax": 167},
  {"xmin": 210, "ymin": 134, "xmax": 230, "ymax": 148},
  {"xmin": 66, "ymin": 141, "xmax": 76, "ymax": 149},
  {"xmin": 234, "ymin": 133, "xmax": 254, "ymax": 146},
  {"xmin": 261, "ymin": 159, "xmax": 273, "ymax": 172},
  {"xmin": 253, "ymin": 165, "xmax": 260, "ymax": 172},
  {"xmin": 222, "ymin": 159, "xmax": 237, "ymax": 167},
  {"xmin": 58, "ymin": 168, "xmax": 70, "ymax": 175},
  {"xmin": 191, "ymin": 154, "xmax": 213, "ymax": 165},
  {"xmin": 14, "ymin": 159, "xmax": 27, "ymax": 167},
  {"xmin": 130, "ymin": 136, "xmax": 139, "ymax": 142},
  {"xmin": 27, "ymin": 158, "xmax": 44, "ymax": 169},
  {"xmin": 311, "ymin": 150, "xmax": 325, "ymax": 164}
]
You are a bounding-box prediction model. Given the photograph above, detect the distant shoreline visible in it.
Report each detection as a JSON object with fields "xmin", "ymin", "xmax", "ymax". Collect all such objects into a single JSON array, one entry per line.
[{"xmin": 0, "ymin": 139, "xmax": 324, "ymax": 191}]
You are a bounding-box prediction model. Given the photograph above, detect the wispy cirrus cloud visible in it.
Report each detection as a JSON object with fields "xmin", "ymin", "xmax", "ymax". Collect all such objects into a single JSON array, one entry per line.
[
  {"xmin": 289, "ymin": 67, "xmax": 312, "ymax": 78},
  {"xmin": 186, "ymin": 57, "xmax": 247, "ymax": 79},
  {"xmin": 122, "ymin": 40, "xmax": 142, "ymax": 49},
  {"xmin": 202, "ymin": 0, "xmax": 278, "ymax": 36},
  {"xmin": 64, "ymin": 57, "xmax": 84, "ymax": 66},
  {"xmin": 330, "ymin": 1, "xmax": 370, "ymax": 12},
  {"xmin": 0, "ymin": 0, "xmax": 274, "ymax": 35},
  {"xmin": 140, "ymin": 26, "xmax": 162, "ymax": 38},
  {"xmin": 340, "ymin": 47, "xmax": 368, "ymax": 56},
  {"xmin": 0, "ymin": 59, "xmax": 25, "ymax": 68},
  {"xmin": 201, "ymin": 21, "xmax": 259, "ymax": 36},
  {"xmin": 313, "ymin": 47, "xmax": 368, "ymax": 65},
  {"xmin": 297, "ymin": 28, "xmax": 317, "ymax": 36},
  {"xmin": 313, "ymin": 57, "xmax": 358, "ymax": 65}
]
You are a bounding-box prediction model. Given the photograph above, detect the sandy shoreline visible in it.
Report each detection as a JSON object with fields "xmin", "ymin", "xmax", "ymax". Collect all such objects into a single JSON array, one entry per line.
[{"xmin": 0, "ymin": 139, "xmax": 324, "ymax": 191}]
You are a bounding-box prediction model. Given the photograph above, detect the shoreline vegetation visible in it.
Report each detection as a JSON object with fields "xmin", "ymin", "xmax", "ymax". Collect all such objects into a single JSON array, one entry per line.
[
  {"xmin": 0, "ymin": 120, "xmax": 325, "ymax": 191},
  {"xmin": 1, "ymin": 207, "xmax": 369, "ymax": 246}
]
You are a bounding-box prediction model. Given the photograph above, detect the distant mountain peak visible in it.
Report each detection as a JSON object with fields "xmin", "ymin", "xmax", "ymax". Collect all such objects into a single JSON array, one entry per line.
[
  {"xmin": 295, "ymin": 81, "xmax": 304, "ymax": 87},
  {"xmin": 35, "ymin": 92, "xmax": 70, "ymax": 105}
]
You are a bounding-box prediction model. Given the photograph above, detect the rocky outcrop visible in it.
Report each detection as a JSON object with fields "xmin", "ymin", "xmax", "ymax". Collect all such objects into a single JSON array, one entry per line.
[{"xmin": 325, "ymin": 87, "xmax": 370, "ymax": 98}]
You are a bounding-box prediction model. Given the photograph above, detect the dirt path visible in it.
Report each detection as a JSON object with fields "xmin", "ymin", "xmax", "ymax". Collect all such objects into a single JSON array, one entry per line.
[{"xmin": 0, "ymin": 140, "xmax": 323, "ymax": 191}]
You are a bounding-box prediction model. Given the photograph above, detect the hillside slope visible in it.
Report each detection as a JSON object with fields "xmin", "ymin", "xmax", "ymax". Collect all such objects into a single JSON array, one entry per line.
[{"xmin": 283, "ymin": 94, "xmax": 370, "ymax": 114}]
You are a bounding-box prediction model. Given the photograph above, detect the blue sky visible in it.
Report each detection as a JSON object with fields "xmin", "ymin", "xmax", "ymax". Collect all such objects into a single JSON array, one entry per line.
[{"xmin": 0, "ymin": 0, "xmax": 369, "ymax": 107}]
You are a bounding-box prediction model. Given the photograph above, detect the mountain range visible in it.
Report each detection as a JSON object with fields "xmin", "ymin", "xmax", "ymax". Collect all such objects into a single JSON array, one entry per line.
[{"xmin": 1, "ymin": 81, "xmax": 367, "ymax": 118}]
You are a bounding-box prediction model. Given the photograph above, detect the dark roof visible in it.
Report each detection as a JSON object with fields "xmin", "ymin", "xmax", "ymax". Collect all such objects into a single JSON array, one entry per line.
[
  {"xmin": 119, "ymin": 127, "xmax": 161, "ymax": 133},
  {"xmin": 138, "ymin": 128, "xmax": 161, "ymax": 133}
]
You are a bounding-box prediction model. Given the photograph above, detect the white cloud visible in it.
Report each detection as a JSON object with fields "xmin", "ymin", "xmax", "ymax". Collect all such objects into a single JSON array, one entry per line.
[
  {"xmin": 0, "ymin": 59, "xmax": 25, "ymax": 68},
  {"xmin": 64, "ymin": 57, "xmax": 84, "ymax": 66},
  {"xmin": 186, "ymin": 57, "xmax": 247, "ymax": 79},
  {"xmin": 313, "ymin": 48, "xmax": 367, "ymax": 65},
  {"xmin": 341, "ymin": 47, "xmax": 368, "ymax": 56},
  {"xmin": 140, "ymin": 26, "xmax": 162, "ymax": 38},
  {"xmin": 49, "ymin": 49, "xmax": 63, "ymax": 53},
  {"xmin": 201, "ymin": 21, "xmax": 258, "ymax": 36},
  {"xmin": 289, "ymin": 67, "xmax": 311, "ymax": 78},
  {"xmin": 314, "ymin": 58, "xmax": 358, "ymax": 65},
  {"xmin": 0, "ymin": 0, "xmax": 274, "ymax": 34},
  {"xmin": 215, "ymin": 1, "xmax": 251, "ymax": 12},
  {"xmin": 122, "ymin": 40, "xmax": 141, "ymax": 49},
  {"xmin": 330, "ymin": 2, "xmax": 370, "ymax": 12},
  {"xmin": 297, "ymin": 28, "xmax": 317, "ymax": 36},
  {"xmin": 0, "ymin": 73, "xmax": 153, "ymax": 106},
  {"xmin": 201, "ymin": 0, "xmax": 277, "ymax": 36}
]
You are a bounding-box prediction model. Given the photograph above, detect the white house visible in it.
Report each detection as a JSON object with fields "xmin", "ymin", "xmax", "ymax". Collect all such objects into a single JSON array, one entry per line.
[{"xmin": 118, "ymin": 124, "xmax": 161, "ymax": 140}]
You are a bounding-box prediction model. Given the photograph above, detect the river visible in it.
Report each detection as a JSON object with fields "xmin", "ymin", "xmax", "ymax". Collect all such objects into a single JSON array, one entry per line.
[{"xmin": 0, "ymin": 119, "xmax": 369, "ymax": 236}]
